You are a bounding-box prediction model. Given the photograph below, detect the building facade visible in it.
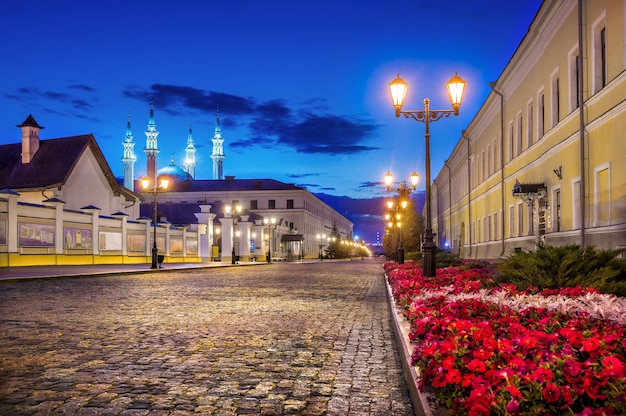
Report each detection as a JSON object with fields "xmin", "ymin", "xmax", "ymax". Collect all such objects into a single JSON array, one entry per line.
[
  {"xmin": 0, "ymin": 115, "xmax": 203, "ymax": 267},
  {"xmin": 432, "ymin": 0, "xmax": 626, "ymax": 259}
]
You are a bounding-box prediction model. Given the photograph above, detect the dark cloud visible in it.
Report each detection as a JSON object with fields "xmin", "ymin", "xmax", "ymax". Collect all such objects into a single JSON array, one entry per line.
[
  {"xmin": 287, "ymin": 173, "xmax": 320, "ymax": 179},
  {"xmin": 69, "ymin": 84, "xmax": 96, "ymax": 92},
  {"xmin": 359, "ymin": 181, "xmax": 383, "ymax": 189},
  {"xmin": 122, "ymin": 83, "xmax": 380, "ymax": 156},
  {"xmin": 5, "ymin": 85, "xmax": 98, "ymax": 121},
  {"xmin": 123, "ymin": 84, "xmax": 256, "ymax": 117}
]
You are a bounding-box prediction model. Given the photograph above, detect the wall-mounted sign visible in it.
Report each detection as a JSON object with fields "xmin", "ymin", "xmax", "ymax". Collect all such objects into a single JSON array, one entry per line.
[
  {"xmin": 0, "ymin": 219, "xmax": 6, "ymax": 245},
  {"xmin": 99, "ymin": 232, "xmax": 122, "ymax": 251},
  {"xmin": 19, "ymin": 222, "xmax": 55, "ymax": 247},
  {"xmin": 127, "ymin": 234, "xmax": 146, "ymax": 251},
  {"xmin": 64, "ymin": 227, "xmax": 93, "ymax": 249}
]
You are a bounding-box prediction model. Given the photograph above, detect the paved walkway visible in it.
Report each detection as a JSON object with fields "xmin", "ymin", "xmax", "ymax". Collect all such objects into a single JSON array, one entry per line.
[
  {"xmin": 0, "ymin": 260, "xmax": 414, "ymax": 415},
  {"xmin": 0, "ymin": 261, "xmax": 259, "ymax": 281}
]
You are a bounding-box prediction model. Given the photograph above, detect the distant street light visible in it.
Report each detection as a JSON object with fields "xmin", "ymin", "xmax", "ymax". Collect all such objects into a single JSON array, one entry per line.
[
  {"xmin": 383, "ymin": 171, "xmax": 418, "ymax": 264},
  {"xmin": 263, "ymin": 217, "xmax": 277, "ymax": 263},
  {"xmin": 141, "ymin": 176, "xmax": 169, "ymax": 269},
  {"xmin": 388, "ymin": 72, "xmax": 466, "ymax": 276},
  {"xmin": 225, "ymin": 203, "xmax": 242, "ymax": 264}
]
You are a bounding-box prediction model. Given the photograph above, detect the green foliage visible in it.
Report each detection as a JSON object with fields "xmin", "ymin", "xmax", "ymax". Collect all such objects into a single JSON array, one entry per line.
[
  {"xmin": 435, "ymin": 249, "xmax": 462, "ymax": 268},
  {"xmin": 495, "ymin": 244, "xmax": 626, "ymax": 296}
]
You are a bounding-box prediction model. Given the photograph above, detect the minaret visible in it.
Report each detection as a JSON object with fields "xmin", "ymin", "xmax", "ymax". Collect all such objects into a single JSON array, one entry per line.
[
  {"xmin": 183, "ymin": 118, "xmax": 197, "ymax": 179},
  {"xmin": 210, "ymin": 109, "xmax": 225, "ymax": 180},
  {"xmin": 122, "ymin": 113, "xmax": 137, "ymax": 190},
  {"xmin": 144, "ymin": 99, "xmax": 159, "ymax": 183}
]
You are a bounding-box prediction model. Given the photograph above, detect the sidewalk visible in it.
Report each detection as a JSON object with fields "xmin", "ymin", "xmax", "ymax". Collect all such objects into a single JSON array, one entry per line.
[{"xmin": 0, "ymin": 261, "xmax": 265, "ymax": 281}]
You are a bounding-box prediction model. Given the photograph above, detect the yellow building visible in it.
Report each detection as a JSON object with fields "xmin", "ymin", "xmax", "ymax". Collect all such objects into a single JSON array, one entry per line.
[{"xmin": 433, "ymin": 0, "xmax": 626, "ymax": 259}]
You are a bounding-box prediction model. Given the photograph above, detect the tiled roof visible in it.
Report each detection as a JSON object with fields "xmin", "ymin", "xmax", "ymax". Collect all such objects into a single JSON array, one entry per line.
[
  {"xmin": 162, "ymin": 178, "xmax": 304, "ymax": 193},
  {"xmin": 0, "ymin": 135, "xmax": 135, "ymax": 201}
]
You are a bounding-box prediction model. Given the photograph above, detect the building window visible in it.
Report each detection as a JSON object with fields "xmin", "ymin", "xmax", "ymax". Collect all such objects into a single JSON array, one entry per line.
[
  {"xmin": 538, "ymin": 92, "xmax": 545, "ymax": 139},
  {"xmin": 517, "ymin": 203, "xmax": 524, "ymax": 237},
  {"xmin": 595, "ymin": 165, "xmax": 610, "ymax": 227},
  {"xmin": 509, "ymin": 205, "xmax": 515, "ymax": 238},
  {"xmin": 529, "ymin": 204, "xmax": 535, "ymax": 236},
  {"xmin": 551, "ymin": 71, "xmax": 560, "ymax": 127},
  {"xmin": 477, "ymin": 218, "xmax": 481, "ymax": 242},
  {"xmin": 287, "ymin": 199, "xmax": 294, "ymax": 209},
  {"xmin": 492, "ymin": 138, "xmax": 498, "ymax": 171},
  {"xmin": 572, "ymin": 178, "xmax": 581, "ymax": 230},
  {"xmin": 600, "ymin": 27, "xmax": 607, "ymax": 87},
  {"xmin": 268, "ymin": 199, "xmax": 276, "ymax": 209},
  {"xmin": 508, "ymin": 121, "xmax": 514, "ymax": 162},
  {"xmin": 554, "ymin": 189, "xmax": 561, "ymax": 232},
  {"xmin": 493, "ymin": 212, "xmax": 498, "ymax": 241},
  {"xmin": 487, "ymin": 214, "xmax": 491, "ymax": 241},
  {"xmin": 517, "ymin": 112, "xmax": 523, "ymax": 156},
  {"xmin": 592, "ymin": 15, "xmax": 607, "ymax": 93},
  {"xmin": 250, "ymin": 200, "xmax": 258, "ymax": 210},
  {"xmin": 527, "ymin": 101, "xmax": 533, "ymax": 148},
  {"xmin": 569, "ymin": 47, "xmax": 580, "ymax": 111}
]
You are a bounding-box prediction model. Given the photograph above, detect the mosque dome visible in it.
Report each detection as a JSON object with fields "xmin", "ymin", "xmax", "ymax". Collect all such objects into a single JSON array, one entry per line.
[{"xmin": 157, "ymin": 158, "xmax": 192, "ymax": 184}]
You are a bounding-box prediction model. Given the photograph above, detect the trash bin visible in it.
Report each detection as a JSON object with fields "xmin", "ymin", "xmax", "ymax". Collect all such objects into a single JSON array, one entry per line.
[{"xmin": 157, "ymin": 255, "xmax": 165, "ymax": 267}]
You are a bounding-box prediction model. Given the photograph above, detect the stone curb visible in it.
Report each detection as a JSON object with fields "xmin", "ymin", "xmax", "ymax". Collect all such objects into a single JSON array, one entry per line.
[{"xmin": 385, "ymin": 276, "xmax": 433, "ymax": 416}]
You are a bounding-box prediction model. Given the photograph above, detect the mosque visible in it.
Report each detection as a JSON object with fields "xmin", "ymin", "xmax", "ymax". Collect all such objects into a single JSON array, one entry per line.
[{"xmin": 125, "ymin": 103, "xmax": 353, "ymax": 262}]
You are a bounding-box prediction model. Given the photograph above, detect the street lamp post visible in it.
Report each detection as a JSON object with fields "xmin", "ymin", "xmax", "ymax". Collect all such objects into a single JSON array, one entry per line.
[
  {"xmin": 316, "ymin": 233, "xmax": 325, "ymax": 260},
  {"xmin": 383, "ymin": 172, "xmax": 418, "ymax": 265},
  {"xmin": 389, "ymin": 73, "xmax": 466, "ymax": 277},
  {"xmin": 141, "ymin": 176, "xmax": 169, "ymax": 269},
  {"xmin": 225, "ymin": 203, "xmax": 242, "ymax": 265},
  {"xmin": 263, "ymin": 217, "xmax": 277, "ymax": 263}
]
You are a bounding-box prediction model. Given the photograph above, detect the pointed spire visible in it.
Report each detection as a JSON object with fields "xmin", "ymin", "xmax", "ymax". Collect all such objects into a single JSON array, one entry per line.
[
  {"xmin": 187, "ymin": 117, "xmax": 193, "ymax": 144},
  {"xmin": 215, "ymin": 106, "xmax": 221, "ymax": 135},
  {"xmin": 125, "ymin": 112, "xmax": 133, "ymax": 142},
  {"xmin": 211, "ymin": 106, "xmax": 225, "ymax": 180},
  {"xmin": 122, "ymin": 111, "xmax": 137, "ymax": 190},
  {"xmin": 147, "ymin": 97, "xmax": 156, "ymax": 132},
  {"xmin": 184, "ymin": 117, "xmax": 197, "ymax": 178}
]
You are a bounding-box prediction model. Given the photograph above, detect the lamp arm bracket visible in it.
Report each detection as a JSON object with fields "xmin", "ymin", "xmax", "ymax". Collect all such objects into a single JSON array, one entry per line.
[{"xmin": 399, "ymin": 109, "xmax": 454, "ymax": 123}]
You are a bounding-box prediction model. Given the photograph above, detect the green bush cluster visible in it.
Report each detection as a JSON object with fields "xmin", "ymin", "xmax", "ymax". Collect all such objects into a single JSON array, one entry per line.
[
  {"xmin": 404, "ymin": 249, "xmax": 462, "ymax": 268},
  {"xmin": 495, "ymin": 244, "xmax": 626, "ymax": 296}
]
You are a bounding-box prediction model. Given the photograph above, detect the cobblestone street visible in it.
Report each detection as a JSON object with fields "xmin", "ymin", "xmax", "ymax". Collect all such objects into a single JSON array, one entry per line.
[{"xmin": 0, "ymin": 260, "xmax": 413, "ymax": 415}]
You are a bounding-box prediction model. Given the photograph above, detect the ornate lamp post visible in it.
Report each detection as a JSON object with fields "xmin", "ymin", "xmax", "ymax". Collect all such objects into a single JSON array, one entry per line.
[
  {"xmin": 141, "ymin": 176, "xmax": 169, "ymax": 269},
  {"xmin": 383, "ymin": 171, "xmax": 418, "ymax": 264},
  {"xmin": 263, "ymin": 217, "xmax": 277, "ymax": 263},
  {"xmin": 225, "ymin": 203, "xmax": 242, "ymax": 265},
  {"xmin": 388, "ymin": 73, "xmax": 466, "ymax": 277}
]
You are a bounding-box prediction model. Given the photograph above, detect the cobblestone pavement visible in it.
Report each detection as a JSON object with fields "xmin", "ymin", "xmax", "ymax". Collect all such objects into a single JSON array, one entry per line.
[{"xmin": 0, "ymin": 260, "xmax": 413, "ymax": 415}]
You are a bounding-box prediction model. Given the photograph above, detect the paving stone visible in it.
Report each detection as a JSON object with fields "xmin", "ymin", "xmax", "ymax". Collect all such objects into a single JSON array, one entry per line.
[{"xmin": 0, "ymin": 261, "xmax": 413, "ymax": 415}]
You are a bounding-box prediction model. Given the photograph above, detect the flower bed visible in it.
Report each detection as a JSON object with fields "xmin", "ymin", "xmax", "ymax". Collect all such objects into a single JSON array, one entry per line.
[{"xmin": 384, "ymin": 261, "xmax": 626, "ymax": 415}]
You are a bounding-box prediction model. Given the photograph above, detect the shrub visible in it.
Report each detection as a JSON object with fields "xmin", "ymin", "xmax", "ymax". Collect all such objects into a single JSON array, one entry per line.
[{"xmin": 495, "ymin": 244, "xmax": 626, "ymax": 296}]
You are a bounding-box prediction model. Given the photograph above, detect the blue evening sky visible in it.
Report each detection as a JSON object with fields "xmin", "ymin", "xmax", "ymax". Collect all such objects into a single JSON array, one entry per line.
[{"xmin": 0, "ymin": 0, "xmax": 542, "ymax": 199}]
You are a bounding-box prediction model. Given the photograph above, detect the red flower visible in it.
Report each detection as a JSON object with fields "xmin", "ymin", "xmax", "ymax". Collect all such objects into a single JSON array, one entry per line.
[
  {"xmin": 506, "ymin": 399, "xmax": 520, "ymax": 413},
  {"xmin": 561, "ymin": 327, "xmax": 585, "ymax": 346},
  {"xmin": 468, "ymin": 359, "xmax": 487, "ymax": 373},
  {"xmin": 506, "ymin": 384, "xmax": 523, "ymax": 399},
  {"xmin": 445, "ymin": 368, "xmax": 463, "ymax": 384},
  {"xmin": 563, "ymin": 359, "xmax": 582, "ymax": 377},
  {"xmin": 541, "ymin": 383, "xmax": 561, "ymax": 403},
  {"xmin": 442, "ymin": 355, "xmax": 456, "ymax": 370},
  {"xmin": 440, "ymin": 339, "xmax": 457, "ymax": 355},
  {"xmin": 519, "ymin": 335, "xmax": 538, "ymax": 349},
  {"xmin": 432, "ymin": 372, "xmax": 447, "ymax": 388},
  {"xmin": 601, "ymin": 355, "xmax": 625, "ymax": 378},
  {"xmin": 534, "ymin": 367, "xmax": 554, "ymax": 383},
  {"xmin": 473, "ymin": 348, "xmax": 493, "ymax": 361},
  {"xmin": 582, "ymin": 337, "xmax": 601, "ymax": 353}
]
